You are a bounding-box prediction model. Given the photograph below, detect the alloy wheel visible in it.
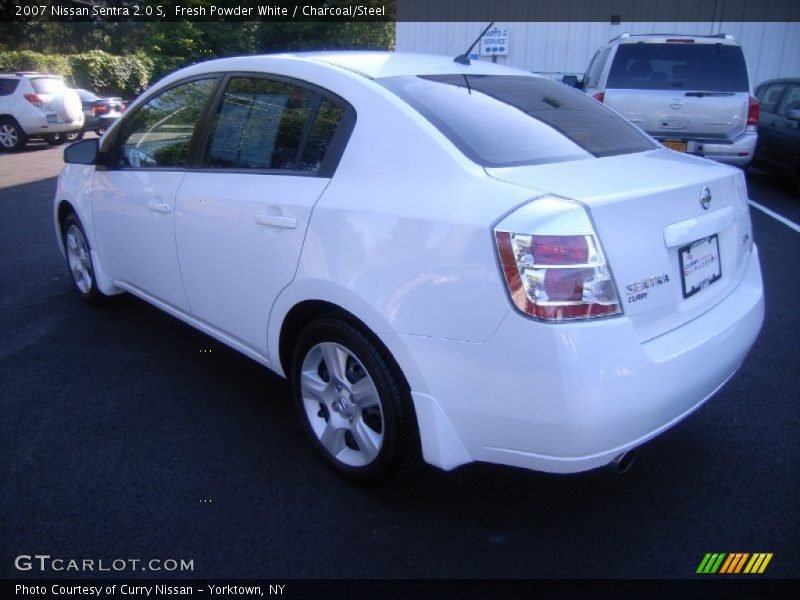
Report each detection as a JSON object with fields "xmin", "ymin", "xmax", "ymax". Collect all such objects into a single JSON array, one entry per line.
[
  {"xmin": 65, "ymin": 224, "xmax": 94, "ymax": 293},
  {"xmin": 0, "ymin": 123, "xmax": 18, "ymax": 149},
  {"xmin": 300, "ymin": 341, "xmax": 384, "ymax": 467}
]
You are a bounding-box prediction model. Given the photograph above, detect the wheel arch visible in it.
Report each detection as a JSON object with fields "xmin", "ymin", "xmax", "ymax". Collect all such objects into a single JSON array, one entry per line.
[
  {"xmin": 270, "ymin": 281, "xmax": 428, "ymax": 395},
  {"xmin": 55, "ymin": 199, "xmax": 77, "ymax": 256},
  {"xmin": 271, "ymin": 286, "xmax": 471, "ymax": 472}
]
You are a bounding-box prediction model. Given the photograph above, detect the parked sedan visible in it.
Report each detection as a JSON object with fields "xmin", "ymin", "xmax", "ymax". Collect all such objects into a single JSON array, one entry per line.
[
  {"xmin": 753, "ymin": 78, "xmax": 800, "ymax": 195},
  {"xmin": 54, "ymin": 52, "xmax": 764, "ymax": 482},
  {"xmin": 76, "ymin": 88, "xmax": 126, "ymax": 137}
]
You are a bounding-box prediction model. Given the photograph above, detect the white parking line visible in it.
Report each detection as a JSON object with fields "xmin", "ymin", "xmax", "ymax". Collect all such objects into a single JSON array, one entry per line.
[{"xmin": 749, "ymin": 200, "xmax": 800, "ymax": 233}]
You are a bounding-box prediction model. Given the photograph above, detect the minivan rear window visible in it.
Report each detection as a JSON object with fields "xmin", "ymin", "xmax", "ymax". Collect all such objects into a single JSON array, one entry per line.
[
  {"xmin": 606, "ymin": 43, "xmax": 749, "ymax": 92},
  {"xmin": 378, "ymin": 75, "xmax": 656, "ymax": 168}
]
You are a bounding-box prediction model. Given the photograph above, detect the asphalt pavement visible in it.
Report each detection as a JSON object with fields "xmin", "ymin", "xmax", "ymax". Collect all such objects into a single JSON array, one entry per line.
[{"xmin": 1, "ymin": 141, "xmax": 798, "ymax": 580}]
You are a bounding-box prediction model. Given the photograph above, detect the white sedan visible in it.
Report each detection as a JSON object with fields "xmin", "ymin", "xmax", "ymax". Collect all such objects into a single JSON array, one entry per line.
[{"xmin": 54, "ymin": 52, "xmax": 764, "ymax": 482}]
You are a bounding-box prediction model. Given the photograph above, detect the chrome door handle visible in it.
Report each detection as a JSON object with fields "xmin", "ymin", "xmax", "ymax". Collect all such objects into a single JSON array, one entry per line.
[
  {"xmin": 256, "ymin": 214, "xmax": 297, "ymax": 229},
  {"xmin": 147, "ymin": 201, "xmax": 172, "ymax": 213}
]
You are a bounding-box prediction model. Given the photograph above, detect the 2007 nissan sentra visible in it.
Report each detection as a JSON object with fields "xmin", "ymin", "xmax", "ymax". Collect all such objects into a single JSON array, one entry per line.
[{"xmin": 54, "ymin": 52, "xmax": 764, "ymax": 482}]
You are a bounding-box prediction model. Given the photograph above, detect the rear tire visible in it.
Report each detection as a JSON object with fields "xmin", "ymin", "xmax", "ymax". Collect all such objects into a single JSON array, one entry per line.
[
  {"xmin": 0, "ymin": 117, "xmax": 26, "ymax": 151},
  {"xmin": 65, "ymin": 130, "xmax": 83, "ymax": 142},
  {"xmin": 61, "ymin": 213, "xmax": 111, "ymax": 304},
  {"xmin": 291, "ymin": 316, "xmax": 421, "ymax": 483}
]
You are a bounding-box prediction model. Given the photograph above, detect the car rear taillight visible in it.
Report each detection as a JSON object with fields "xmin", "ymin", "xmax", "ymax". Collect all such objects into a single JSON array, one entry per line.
[
  {"xmin": 494, "ymin": 196, "xmax": 621, "ymax": 322},
  {"xmin": 24, "ymin": 93, "xmax": 41, "ymax": 107},
  {"xmin": 592, "ymin": 92, "xmax": 605, "ymax": 103},
  {"xmin": 93, "ymin": 105, "xmax": 110, "ymax": 116},
  {"xmin": 747, "ymin": 96, "xmax": 759, "ymax": 132}
]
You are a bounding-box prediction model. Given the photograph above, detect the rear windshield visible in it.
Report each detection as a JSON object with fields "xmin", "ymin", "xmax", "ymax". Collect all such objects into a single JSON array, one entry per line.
[
  {"xmin": 378, "ymin": 74, "xmax": 656, "ymax": 168},
  {"xmin": 30, "ymin": 77, "xmax": 65, "ymax": 94},
  {"xmin": 607, "ymin": 43, "xmax": 749, "ymax": 92},
  {"xmin": 77, "ymin": 89, "xmax": 99, "ymax": 101}
]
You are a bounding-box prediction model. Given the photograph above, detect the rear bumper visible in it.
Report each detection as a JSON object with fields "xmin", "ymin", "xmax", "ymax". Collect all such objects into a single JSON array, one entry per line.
[
  {"xmin": 388, "ymin": 246, "xmax": 764, "ymax": 473},
  {"xmin": 20, "ymin": 112, "xmax": 83, "ymax": 136},
  {"xmin": 655, "ymin": 131, "xmax": 757, "ymax": 167},
  {"xmin": 82, "ymin": 114, "xmax": 119, "ymax": 131}
]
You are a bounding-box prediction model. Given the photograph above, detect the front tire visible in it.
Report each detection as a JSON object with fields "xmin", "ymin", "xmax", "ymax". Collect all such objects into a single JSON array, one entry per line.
[
  {"xmin": 0, "ymin": 117, "xmax": 27, "ymax": 151},
  {"xmin": 62, "ymin": 213, "xmax": 110, "ymax": 304},
  {"xmin": 291, "ymin": 317, "xmax": 421, "ymax": 483}
]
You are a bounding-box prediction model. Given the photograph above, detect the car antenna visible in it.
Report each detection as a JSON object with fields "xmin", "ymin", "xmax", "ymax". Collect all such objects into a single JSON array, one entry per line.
[{"xmin": 453, "ymin": 22, "xmax": 495, "ymax": 65}]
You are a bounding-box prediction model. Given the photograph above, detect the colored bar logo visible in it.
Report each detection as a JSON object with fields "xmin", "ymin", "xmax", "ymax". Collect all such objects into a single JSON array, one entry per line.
[{"xmin": 697, "ymin": 553, "xmax": 773, "ymax": 574}]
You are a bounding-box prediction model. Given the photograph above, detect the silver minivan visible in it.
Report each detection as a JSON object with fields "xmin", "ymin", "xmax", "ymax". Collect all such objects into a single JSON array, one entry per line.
[{"xmin": 572, "ymin": 34, "xmax": 758, "ymax": 167}]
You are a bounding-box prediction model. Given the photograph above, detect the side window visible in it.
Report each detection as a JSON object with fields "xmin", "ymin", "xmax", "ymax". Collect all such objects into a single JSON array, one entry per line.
[
  {"xmin": 759, "ymin": 84, "xmax": 786, "ymax": 114},
  {"xmin": 299, "ymin": 98, "xmax": 345, "ymax": 172},
  {"xmin": 0, "ymin": 78, "xmax": 19, "ymax": 96},
  {"xmin": 118, "ymin": 78, "xmax": 216, "ymax": 169},
  {"xmin": 585, "ymin": 48, "xmax": 610, "ymax": 89},
  {"xmin": 204, "ymin": 77, "xmax": 317, "ymax": 171},
  {"xmin": 776, "ymin": 84, "xmax": 800, "ymax": 116}
]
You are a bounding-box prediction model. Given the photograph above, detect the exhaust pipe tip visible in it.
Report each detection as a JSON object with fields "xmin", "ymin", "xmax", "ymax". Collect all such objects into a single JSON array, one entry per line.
[{"xmin": 611, "ymin": 450, "xmax": 635, "ymax": 474}]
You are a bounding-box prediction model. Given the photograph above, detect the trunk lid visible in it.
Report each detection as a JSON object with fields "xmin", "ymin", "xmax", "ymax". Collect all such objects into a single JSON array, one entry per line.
[{"xmin": 487, "ymin": 149, "xmax": 753, "ymax": 341}]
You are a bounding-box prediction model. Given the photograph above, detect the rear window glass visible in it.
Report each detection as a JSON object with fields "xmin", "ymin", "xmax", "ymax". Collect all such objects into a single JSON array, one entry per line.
[
  {"xmin": 378, "ymin": 75, "xmax": 656, "ymax": 168},
  {"xmin": 0, "ymin": 78, "xmax": 19, "ymax": 96},
  {"xmin": 30, "ymin": 78, "xmax": 65, "ymax": 94},
  {"xmin": 77, "ymin": 89, "xmax": 100, "ymax": 101},
  {"xmin": 607, "ymin": 43, "xmax": 749, "ymax": 92}
]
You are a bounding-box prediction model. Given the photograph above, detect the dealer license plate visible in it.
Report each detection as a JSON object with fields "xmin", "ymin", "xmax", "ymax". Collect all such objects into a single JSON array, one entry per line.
[
  {"xmin": 679, "ymin": 235, "xmax": 721, "ymax": 298},
  {"xmin": 661, "ymin": 139, "xmax": 687, "ymax": 153}
]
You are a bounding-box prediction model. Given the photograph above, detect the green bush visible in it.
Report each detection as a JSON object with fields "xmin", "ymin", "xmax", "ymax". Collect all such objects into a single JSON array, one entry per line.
[
  {"xmin": 0, "ymin": 50, "xmax": 162, "ymax": 99},
  {"xmin": 69, "ymin": 50, "xmax": 154, "ymax": 99},
  {"xmin": 0, "ymin": 50, "xmax": 72, "ymax": 81}
]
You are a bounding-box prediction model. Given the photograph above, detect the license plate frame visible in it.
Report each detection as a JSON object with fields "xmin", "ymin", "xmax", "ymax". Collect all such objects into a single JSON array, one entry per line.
[
  {"xmin": 679, "ymin": 234, "xmax": 722, "ymax": 299},
  {"xmin": 661, "ymin": 139, "xmax": 687, "ymax": 153}
]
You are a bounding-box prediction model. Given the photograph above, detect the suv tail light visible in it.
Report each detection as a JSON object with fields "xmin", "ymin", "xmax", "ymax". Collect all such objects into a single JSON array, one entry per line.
[
  {"xmin": 494, "ymin": 196, "xmax": 621, "ymax": 322},
  {"xmin": 23, "ymin": 93, "xmax": 41, "ymax": 108},
  {"xmin": 592, "ymin": 92, "xmax": 605, "ymax": 103},
  {"xmin": 747, "ymin": 96, "xmax": 759, "ymax": 132}
]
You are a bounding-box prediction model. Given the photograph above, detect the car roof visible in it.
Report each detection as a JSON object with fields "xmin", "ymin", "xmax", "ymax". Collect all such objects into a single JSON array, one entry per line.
[
  {"xmin": 185, "ymin": 51, "xmax": 534, "ymax": 81},
  {"xmin": 756, "ymin": 77, "xmax": 800, "ymax": 87},
  {"xmin": 612, "ymin": 33, "xmax": 740, "ymax": 46}
]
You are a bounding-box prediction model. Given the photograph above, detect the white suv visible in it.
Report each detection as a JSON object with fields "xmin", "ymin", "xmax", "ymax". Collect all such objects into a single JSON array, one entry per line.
[
  {"xmin": 54, "ymin": 53, "xmax": 764, "ymax": 482},
  {"xmin": 0, "ymin": 72, "xmax": 84, "ymax": 151},
  {"xmin": 574, "ymin": 34, "xmax": 758, "ymax": 167}
]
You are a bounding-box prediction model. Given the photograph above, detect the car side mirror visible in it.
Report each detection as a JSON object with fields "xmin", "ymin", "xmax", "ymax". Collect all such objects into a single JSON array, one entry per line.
[
  {"xmin": 562, "ymin": 75, "xmax": 579, "ymax": 88},
  {"xmin": 786, "ymin": 108, "xmax": 800, "ymax": 121},
  {"xmin": 64, "ymin": 138, "xmax": 99, "ymax": 165}
]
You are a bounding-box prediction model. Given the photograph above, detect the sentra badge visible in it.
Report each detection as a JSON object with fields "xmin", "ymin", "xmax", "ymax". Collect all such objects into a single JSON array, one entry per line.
[{"xmin": 626, "ymin": 273, "xmax": 670, "ymax": 304}]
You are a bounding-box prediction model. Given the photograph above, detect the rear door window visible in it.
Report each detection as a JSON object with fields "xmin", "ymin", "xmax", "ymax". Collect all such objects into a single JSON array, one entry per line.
[
  {"xmin": 758, "ymin": 83, "xmax": 786, "ymax": 114},
  {"xmin": 203, "ymin": 77, "xmax": 348, "ymax": 174},
  {"xmin": 0, "ymin": 78, "xmax": 19, "ymax": 96},
  {"xmin": 379, "ymin": 74, "xmax": 656, "ymax": 168},
  {"xmin": 204, "ymin": 77, "xmax": 316, "ymax": 171},
  {"xmin": 776, "ymin": 85, "xmax": 800, "ymax": 116},
  {"xmin": 606, "ymin": 43, "xmax": 749, "ymax": 92}
]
